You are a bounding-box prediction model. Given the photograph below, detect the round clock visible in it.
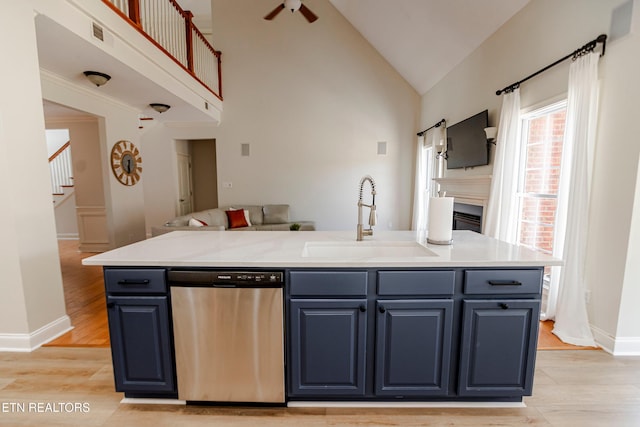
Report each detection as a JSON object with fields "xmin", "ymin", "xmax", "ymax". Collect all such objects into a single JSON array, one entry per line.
[{"xmin": 110, "ymin": 140, "xmax": 142, "ymax": 186}]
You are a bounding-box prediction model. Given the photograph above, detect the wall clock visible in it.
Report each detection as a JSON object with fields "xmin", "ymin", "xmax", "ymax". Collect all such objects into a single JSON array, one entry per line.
[{"xmin": 110, "ymin": 140, "xmax": 142, "ymax": 186}]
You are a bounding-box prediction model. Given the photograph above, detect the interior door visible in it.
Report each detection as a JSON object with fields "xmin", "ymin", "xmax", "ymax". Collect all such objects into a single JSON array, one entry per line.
[{"xmin": 176, "ymin": 153, "xmax": 193, "ymax": 216}]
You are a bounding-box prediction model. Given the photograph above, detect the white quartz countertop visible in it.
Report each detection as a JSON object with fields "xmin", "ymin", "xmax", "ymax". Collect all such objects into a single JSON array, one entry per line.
[{"xmin": 82, "ymin": 230, "xmax": 562, "ymax": 268}]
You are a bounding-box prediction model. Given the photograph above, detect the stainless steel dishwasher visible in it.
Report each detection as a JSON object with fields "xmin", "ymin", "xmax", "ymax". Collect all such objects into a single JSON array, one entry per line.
[{"xmin": 168, "ymin": 270, "xmax": 285, "ymax": 403}]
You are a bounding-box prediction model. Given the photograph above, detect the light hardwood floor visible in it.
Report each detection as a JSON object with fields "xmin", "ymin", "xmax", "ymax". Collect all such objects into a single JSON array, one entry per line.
[
  {"xmin": 44, "ymin": 240, "xmax": 109, "ymax": 347},
  {"xmin": 0, "ymin": 347, "xmax": 639, "ymax": 426}
]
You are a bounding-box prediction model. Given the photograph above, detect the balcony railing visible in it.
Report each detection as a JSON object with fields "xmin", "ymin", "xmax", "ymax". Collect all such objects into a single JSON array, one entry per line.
[{"xmin": 103, "ymin": 0, "xmax": 222, "ymax": 100}]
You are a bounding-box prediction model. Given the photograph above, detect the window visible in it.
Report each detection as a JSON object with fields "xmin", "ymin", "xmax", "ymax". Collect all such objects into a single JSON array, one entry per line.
[
  {"xmin": 517, "ymin": 101, "xmax": 566, "ymax": 254},
  {"xmin": 517, "ymin": 100, "xmax": 567, "ymax": 319}
]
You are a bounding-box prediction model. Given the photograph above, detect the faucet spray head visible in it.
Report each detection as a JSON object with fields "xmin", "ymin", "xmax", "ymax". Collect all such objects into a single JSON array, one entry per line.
[{"xmin": 368, "ymin": 205, "xmax": 377, "ymax": 226}]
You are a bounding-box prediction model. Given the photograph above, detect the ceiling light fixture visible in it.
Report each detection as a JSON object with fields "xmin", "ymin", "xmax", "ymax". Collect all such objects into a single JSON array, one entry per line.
[
  {"xmin": 83, "ymin": 71, "xmax": 111, "ymax": 87},
  {"xmin": 149, "ymin": 103, "xmax": 171, "ymax": 113},
  {"xmin": 284, "ymin": 0, "xmax": 302, "ymax": 12}
]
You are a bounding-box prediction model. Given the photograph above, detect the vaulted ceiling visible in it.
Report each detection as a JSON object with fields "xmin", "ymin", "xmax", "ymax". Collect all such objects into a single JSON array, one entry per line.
[{"xmin": 328, "ymin": 0, "xmax": 530, "ymax": 95}]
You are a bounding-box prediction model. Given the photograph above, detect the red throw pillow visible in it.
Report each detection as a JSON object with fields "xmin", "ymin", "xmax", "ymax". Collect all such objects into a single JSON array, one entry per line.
[{"xmin": 225, "ymin": 209, "xmax": 249, "ymax": 229}]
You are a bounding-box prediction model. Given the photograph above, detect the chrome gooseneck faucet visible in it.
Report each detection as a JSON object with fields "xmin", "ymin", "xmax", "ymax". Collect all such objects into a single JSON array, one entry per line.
[{"xmin": 357, "ymin": 175, "xmax": 377, "ymax": 241}]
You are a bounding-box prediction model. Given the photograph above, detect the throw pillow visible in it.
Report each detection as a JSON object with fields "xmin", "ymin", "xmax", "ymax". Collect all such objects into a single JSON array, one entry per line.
[
  {"xmin": 188, "ymin": 217, "xmax": 208, "ymax": 227},
  {"xmin": 225, "ymin": 209, "xmax": 249, "ymax": 229},
  {"xmin": 229, "ymin": 208, "xmax": 252, "ymax": 226}
]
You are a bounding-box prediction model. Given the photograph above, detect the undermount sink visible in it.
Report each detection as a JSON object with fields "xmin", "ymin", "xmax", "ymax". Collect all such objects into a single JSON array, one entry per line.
[{"xmin": 301, "ymin": 241, "xmax": 437, "ymax": 259}]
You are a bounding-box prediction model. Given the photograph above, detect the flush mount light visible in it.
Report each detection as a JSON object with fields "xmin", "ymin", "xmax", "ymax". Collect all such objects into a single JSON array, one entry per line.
[
  {"xmin": 149, "ymin": 103, "xmax": 171, "ymax": 113},
  {"xmin": 83, "ymin": 71, "xmax": 111, "ymax": 87}
]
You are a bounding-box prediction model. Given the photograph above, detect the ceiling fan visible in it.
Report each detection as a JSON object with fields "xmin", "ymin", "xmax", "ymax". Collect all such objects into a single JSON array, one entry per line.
[{"xmin": 264, "ymin": 0, "xmax": 318, "ymax": 23}]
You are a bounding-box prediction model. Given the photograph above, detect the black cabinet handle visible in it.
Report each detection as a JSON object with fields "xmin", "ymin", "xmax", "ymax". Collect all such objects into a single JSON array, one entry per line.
[
  {"xmin": 499, "ymin": 303, "xmax": 509, "ymax": 310},
  {"xmin": 488, "ymin": 280, "xmax": 522, "ymax": 286},
  {"xmin": 117, "ymin": 279, "xmax": 150, "ymax": 285},
  {"xmin": 106, "ymin": 302, "xmax": 115, "ymax": 309},
  {"xmin": 359, "ymin": 304, "xmax": 367, "ymax": 312},
  {"xmin": 379, "ymin": 306, "xmax": 386, "ymax": 313}
]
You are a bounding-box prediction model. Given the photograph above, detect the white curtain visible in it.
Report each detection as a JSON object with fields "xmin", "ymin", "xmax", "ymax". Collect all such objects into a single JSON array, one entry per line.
[
  {"xmin": 552, "ymin": 52, "xmax": 599, "ymax": 347},
  {"xmin": 412, "ymin": 132, "xmax": 437, "ymax": 231},
  {"xmin": 411, "ymin": 134, "xmax": 428, "ymax": 231},
  {"xmin": 484, "ymin": 89, "xmax": 521, "ymax": 243}
]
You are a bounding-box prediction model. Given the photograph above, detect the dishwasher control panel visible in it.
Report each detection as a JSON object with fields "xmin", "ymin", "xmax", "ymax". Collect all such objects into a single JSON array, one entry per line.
[
  {"xmin": 168, "ymin": 270, "xmax": 284, "ymax": 287},
  {"xmin": 216, "ymin": 272, "xmax": 283, "ymax": 283}
]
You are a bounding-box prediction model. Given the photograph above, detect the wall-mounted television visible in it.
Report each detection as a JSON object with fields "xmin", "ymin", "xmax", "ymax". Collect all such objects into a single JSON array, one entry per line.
[{"xmin": 446, "ymin": 110, "xmax": 489, "ymax": 169}]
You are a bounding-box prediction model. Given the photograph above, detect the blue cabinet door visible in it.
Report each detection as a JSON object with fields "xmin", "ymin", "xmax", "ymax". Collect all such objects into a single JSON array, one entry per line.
[
  {"xmin": 458, "ymin": 299, "xmax": 540, "ymax": 397},
  {"xmin": 289, "ymin": 299, "xmax": 367, "ymax": 396},
  {"xmin": 375, "ymin": 300, "xmax": 453, "ymax": 396},
  {"xmin": 107, "ymin": 296, "xmax": 176, "ymax": 394}
]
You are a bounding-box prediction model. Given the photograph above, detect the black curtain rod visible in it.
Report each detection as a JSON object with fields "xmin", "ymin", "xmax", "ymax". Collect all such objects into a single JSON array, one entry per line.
[
  {"xmin": 416, "ymin": 118, "xmax": 446, "ymax": 137},
  {"xmin": 496, "ymin": 34, "xmax": 607, "ymax": 96}
]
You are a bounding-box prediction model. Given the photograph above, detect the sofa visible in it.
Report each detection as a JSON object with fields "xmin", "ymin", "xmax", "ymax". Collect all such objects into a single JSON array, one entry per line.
[{"xmin": 151, "ymin": 204, "xmax": 315, "ymax": 236}]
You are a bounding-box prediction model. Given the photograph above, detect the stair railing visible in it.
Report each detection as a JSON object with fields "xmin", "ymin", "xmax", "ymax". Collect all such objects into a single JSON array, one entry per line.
[
  {"xmin": 103, "ymin": 0, "xmax": 222, "ymax": 100},
  {"xmin": 49, "ymin": 141, "xmax": 73, "ymax": 195}
]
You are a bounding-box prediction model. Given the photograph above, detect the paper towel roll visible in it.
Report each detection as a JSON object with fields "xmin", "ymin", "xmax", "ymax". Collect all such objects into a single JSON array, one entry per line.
[{"xmin": 427, "ymin": 197, "xmax": 454, "ymax": 244}]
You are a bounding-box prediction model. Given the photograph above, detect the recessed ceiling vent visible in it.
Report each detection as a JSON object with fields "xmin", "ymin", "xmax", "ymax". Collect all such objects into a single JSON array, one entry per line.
[{"xmin": 92, "ymin": 22, "xmax": 104, "ymax": 42}]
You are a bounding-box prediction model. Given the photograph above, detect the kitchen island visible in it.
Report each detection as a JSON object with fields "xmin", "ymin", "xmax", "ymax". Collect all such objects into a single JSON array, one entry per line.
[{"xmin": 84, "ymin": 230, "xmax": 561, "ymax": 405}]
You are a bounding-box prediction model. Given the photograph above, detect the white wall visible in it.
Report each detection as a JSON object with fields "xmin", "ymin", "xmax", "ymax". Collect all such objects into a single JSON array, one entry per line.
[
  {"xmin": 47, "ymin": 118, "xmax": 103, "ymax": 244},
  {"xmin": 141, "ymin": 123, "xmax": 218, "ymax": 235},
  {"xmin": 45, "ymin": 129, "xmax": 69, "ymax": 157},
  {"xmin": 41, "ymin": 74, "xmax": 146, "ymax": 249},
  {"xmin": 54, "ymin": 192, "xmax": 79, "ymax": 238},
  {"xmin": 618, "ymin": 151, "xmax": 640, "ymax": 349},
  {"xmin": 207, "ymin": 0, "xmax": 419, "ymax": 230},
  {"xmin": 421, "ymin": 0, "xmax": 640, "ymax": 352},
  {"xmin": 0, "ymin": 0, "xmax": 69, "ymax": 349},
  {"xmin": 590, "ymin": 0, "xmax": 640, "ymax": 352}
]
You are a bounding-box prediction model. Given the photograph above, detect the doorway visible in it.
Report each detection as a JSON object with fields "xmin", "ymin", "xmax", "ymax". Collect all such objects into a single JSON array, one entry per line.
[
  {"xmin": 43, "ymin": 101, "xmax": 112, "ymax": 346},
  {"xmin": 176, "ymin": 139, "xmax": 218, "ymax": 216},
  {"xmin": 176, "ymin": 152, "xmax": 193, "ymax": 216}
]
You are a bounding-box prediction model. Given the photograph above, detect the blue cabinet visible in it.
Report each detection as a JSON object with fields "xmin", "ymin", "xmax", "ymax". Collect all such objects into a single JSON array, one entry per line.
[
  {"xmin": 289, "ymin": 299, "xmax": 367, "ymax": 396},
  {"xmin": 458, "ymin": 299, "xmax": 540, "ymax": 397},
  {"xmin": 288, "ymin": 269, "xmax": 456, "ymax": 399},
  {"xmin": 375, "ymin": 299, "xmax": 453, "ymax": 396},
  {"xmin": 288, "ymin": 270, "xmax": 368, "ymax": 397},
  {"xmin": 458, "ymin": 269, "xmax": 542, "ymax": 397},
  {"xmin": 105, "ymin": 268, "xmax": 176, "ymax": 397}
]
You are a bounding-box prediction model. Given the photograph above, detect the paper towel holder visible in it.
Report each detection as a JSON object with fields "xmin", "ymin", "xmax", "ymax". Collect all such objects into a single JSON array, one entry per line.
[{"xmin": 426, "ymin": 195, "xmax": 454, "ymax": 245}]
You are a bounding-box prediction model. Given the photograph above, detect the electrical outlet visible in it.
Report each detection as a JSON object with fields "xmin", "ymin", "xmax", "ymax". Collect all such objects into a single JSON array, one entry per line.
[
  {"xmin": 222, "ymin": 182, "xmax": 232, "ymax": 189},
  {"xmin": 585, "ymin": 290, "xmax": 592, "ymax": 303}
]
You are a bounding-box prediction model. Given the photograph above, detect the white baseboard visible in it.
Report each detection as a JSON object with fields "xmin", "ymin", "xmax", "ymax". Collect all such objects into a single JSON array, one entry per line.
[
  {"xmin": 591, "ymin": 324, "xmax": 640, "ymax": 355},
  {"xmin": 57, "ymin": 234, "xmax": 79, "ymax": 240},
  {"xmin": 0, "ymin": 315, "xmax": 73, "ymax": 352}
]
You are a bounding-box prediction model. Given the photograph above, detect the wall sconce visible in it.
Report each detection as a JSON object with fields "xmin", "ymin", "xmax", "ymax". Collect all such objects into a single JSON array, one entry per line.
[
  {"xmin": 150, "ymin": 103, "xmax": 171, "ymax": 113},
  {"xmin": 83, "ymin": 71, "xmax": 111, "ymax": 87},
  {"xmin": 484, "ymin": 127, "xmax": 497, "ymax": 144}
]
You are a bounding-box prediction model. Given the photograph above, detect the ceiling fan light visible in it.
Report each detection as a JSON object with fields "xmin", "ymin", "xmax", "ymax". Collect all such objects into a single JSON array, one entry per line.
[
  {"xmin": 83, "ymin": 71, "xmax": 111, "ymax": 87},
  {"xmin": 150, "ymin": 103, "xmax": 171, "ymax": 113},
  {"xmin": 284, "ymin": 0, "xmax": 301, "ymax": 13}
]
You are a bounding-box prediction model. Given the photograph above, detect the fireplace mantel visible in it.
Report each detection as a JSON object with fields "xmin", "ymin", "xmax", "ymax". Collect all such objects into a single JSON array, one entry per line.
[
  {"xmin": 433, "ymin": 175, "xmax": 492, "ymax": 207},
  {"xmin": 434, "ymin": 175, "xmax": 492, "ymax": 233}
]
